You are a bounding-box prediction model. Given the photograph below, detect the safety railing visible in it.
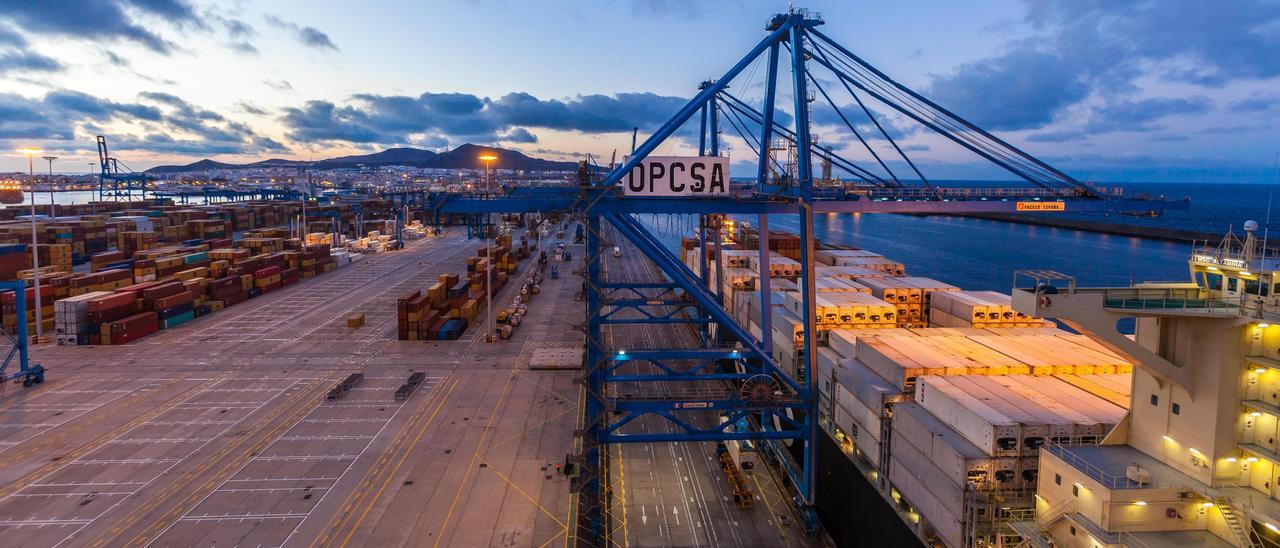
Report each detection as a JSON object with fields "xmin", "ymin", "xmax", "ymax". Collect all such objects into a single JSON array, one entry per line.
[{"xmin": 1043, "ymin": 442, "xmax": 1146, "ymax": 490}]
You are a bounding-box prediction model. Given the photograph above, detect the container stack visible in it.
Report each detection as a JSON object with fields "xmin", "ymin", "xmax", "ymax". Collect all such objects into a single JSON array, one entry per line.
[
  {"xmin": 858, "ymin": 276, "xmax": 958, "ymax": 327},
  {"xmin": 929, "ymin": 290, "xmax": 1048, "ymax": 328},
  {"xmin": 398, "ymin": 238, "xmax": 533, "ymax": 341}
]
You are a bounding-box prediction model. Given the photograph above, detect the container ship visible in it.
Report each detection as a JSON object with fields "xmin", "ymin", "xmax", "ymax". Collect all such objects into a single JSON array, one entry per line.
[{"xmin": 675, "ymin": 216, "xmax": 1280, "ymax": 548}]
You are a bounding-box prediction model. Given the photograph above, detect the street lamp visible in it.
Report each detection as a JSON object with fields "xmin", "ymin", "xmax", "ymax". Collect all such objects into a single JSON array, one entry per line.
[
  {"xmin": 42, "ymin": 156, "xmax": 57, "ymax": 219},
  {"xmin": 89, "ymin": 163, "xmax": 97, "ymax": 212},
  {"xmin": 478, "ymin": 153, "xmax": 497, "ymax": 193},
  {"xmin": 17, "ymin": 148, "xmax": 44, "ymax": 341},
  {"xmin": 478, "ymin": 152, "xmax": 498, "ymax": 342}
]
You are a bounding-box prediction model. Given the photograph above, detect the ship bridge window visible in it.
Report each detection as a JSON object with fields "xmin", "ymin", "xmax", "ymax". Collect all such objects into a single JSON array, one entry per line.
[
  {"xmin": 1245, "ymin": 279, "xmax": 1268, "ymax": 296},
  {"xmin": 1229, "ymin": 278, "xmax": 1240, "ymax": 292},
  {"xmin": 1207, "ymin": 273, "xmax": 1223, "ymax": 290}
]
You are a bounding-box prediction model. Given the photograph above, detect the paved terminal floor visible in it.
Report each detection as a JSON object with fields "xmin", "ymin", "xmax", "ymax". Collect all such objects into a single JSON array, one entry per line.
[{"xmin": 0, "ymin": 226, "xmax": 826, "ymax": 547}]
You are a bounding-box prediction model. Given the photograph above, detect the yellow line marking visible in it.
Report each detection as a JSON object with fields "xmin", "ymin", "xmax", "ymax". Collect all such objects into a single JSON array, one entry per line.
[
  {"xmin": 431, "ymin": 371, "xmax": 517, "ymax": 548},
  {"xmin": 752, "ymin": 472, "xmax": 793, "ymax": 544},
  {"xmin": 538, "ymin": 528, "xmax": 566, "ymax": 548},
  {"xmin": 336, "ymin": 378, "xmax": 459, "ymax": 547},
  {"xmin": 309, "ymin": 377, "xmax": 456, "ymax": 548},
  {"xmin": 475, "ymin": 455, "xmax": 566, "ymax": 529},
  {"xmin": 482, "ymin": 406, "xmax": 574, "ymax": 454},
  {"xmin": 114, "ymin": 377, "xmax": 334, "ymax": 547},
  {"xmin": 616, "ymin": 446, "xmax": 628, "ymax": 547}
]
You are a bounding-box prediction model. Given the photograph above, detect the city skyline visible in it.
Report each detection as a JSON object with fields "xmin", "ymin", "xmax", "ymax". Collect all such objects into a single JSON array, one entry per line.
[{"xmin": 1, "ymin": 0, "xmax": 1278, "ymax": 183}]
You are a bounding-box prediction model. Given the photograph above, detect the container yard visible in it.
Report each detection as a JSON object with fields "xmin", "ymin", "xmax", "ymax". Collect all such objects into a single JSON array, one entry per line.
[
  {"xmin": 0, "ymin": 7, "xmax": 1224, "ymax": 548},
  {"xmin": 0, "ymin": 223, "xmax": 590, "ymax": 547}
]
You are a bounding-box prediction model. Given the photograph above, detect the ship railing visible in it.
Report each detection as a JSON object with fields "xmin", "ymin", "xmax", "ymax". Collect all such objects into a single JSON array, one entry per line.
[
  {"xmin": 1101, "ymin": 286, "xmax": 1241, "ymax": 315},
  {"xmin": 1043, "ymin": 441, "xmax": 1146, "ymax": 490}
]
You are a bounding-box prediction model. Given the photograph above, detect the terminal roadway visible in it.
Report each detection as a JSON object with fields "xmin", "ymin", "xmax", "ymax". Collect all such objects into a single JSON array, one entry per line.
[
  {"xmin": 0, "ymin": 228, "xmax": 577, "ymax": 547},
  {"xmin": 0, "ymin": 221, "xmax": 826, "ymax": 547},
  {"xmin": 599, "ymin": 224, "xmax": 822, "ymax": 548}
]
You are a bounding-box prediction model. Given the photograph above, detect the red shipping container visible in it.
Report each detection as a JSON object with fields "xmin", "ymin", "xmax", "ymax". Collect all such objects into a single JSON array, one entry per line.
[
  {"xmin": 222, "ymin": 291, "xmax": 249, "ymax": 306},
  {"xmin": 254, "ymin": 265, "xmax": 282, "ymax": 279},
  {"xmin": 0, "ymin": 285, "xmax": 54, "ymax": 305},
  {"xmin": 141, "ymin": 281, "xmax": 185, "ymax": 301},
  {"xmin": 109, "ymin": 311, "xmax": 157, "ymax": 344},
  {"xmin": 89, "ymin": 302, "xmax": 135, "ymax": 325},
  {"xmin": 152, "ymin": 291, "xmax": 194, "ymax": 310},
  {"xmin": 87, "ymin": 292, "xmax": 135, "ymax": 312}
]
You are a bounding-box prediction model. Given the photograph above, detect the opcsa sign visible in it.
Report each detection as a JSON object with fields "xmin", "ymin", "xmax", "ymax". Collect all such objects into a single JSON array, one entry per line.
[{"xmin": 623, "ymin": 156, "xmax": 729, "ymax": 197}]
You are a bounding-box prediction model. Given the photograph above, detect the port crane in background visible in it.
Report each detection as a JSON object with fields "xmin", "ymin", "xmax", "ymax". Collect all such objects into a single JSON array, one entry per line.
[
  {"xmin": 398, "ymin": 9, "xmax": 1188, "ymax": 545},
  {"xmin": 96, "ymin": 135, "xmax": 153, "ymax": 201}
]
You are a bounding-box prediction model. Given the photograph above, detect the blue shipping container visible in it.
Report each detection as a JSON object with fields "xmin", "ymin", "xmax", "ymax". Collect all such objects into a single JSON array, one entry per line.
[{"xmin": 161, "ymin": 310, "xmax": 195, "ymax": 329}]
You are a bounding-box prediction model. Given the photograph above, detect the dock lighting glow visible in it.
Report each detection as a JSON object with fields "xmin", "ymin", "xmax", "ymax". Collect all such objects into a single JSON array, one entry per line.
[
  {"xmin": 1190, "ymin": 448, "xmax": 1202, "ymax": 455},
  {"xmin": 1261, "ymin": 324, "xmax": 1272, "ymax": 328},
  {"xmin": 1252, "ymin": 412, "xmax": 1263, "ymax": 417},
  {"xmin": 1247, "ymin": 457, "xmax": 1260, "ymax": 463},
  {"xmin": 1268, "ymin": 523, "xmax": 1279, "ymax": 533},
  {"xmin": 1162, "ymin": 435, "xmax": 1175, "ymax": 442},
  {"xmin": 1207, "ymin": 266, "xmax": 1220, "ymax": 271},
  {"xmin": 616, "ymin": 350, "xmax": 626, "ymax": 356},
  {"xmin": 1202, "ymin": 501, "xmax": 1215, "ymax": 508},
  {"xmin": 16, "ymin": 147, "xmax": 43, "ymax": 155},
  {"xmin": 1227, "ymin": 457, "xmax": 1239, "ymax": 463},
  {"xmin": 1133, "ymin": 501, "xmax": 1147, "ymax": 506},
  {"xmin": 1257, "ymin": 368, "xmax": 1269, "ymax": 374}
]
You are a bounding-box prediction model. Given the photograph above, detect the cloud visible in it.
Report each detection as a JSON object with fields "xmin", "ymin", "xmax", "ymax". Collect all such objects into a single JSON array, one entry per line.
[
  {"xmin": 45, "ymin": 90, "xmax": 163, "ymax": 121},
  {"xmin": 1084, "ymin": 96, "xmax": 1213, "ymax": 133},
  {"xmin": 0, "ymin": 88, "xmax": 288, "ymax": 158},
  {"xmin": 265, "ymin": 15, "xmax": 339, "ymax": 52},
  {"xmin": 488, "ymin": 91, "xmax": 687, "ymax": 133},
  {"xmin": 297, "ymin": 27, "xmax": 338, "ymax": 51},
  {"xmin": 236, "ymin": 101, "xmax": 269, "ymax": 115},
  {"xmin": 264, "ymin": 79, "xmax": 293, "ymax": 91},
  {"xmin": 0, "ymin": 0, "xmax": 203, "ymax": 54},
  {"xmin": 0, "ymin": 25, "xmax": 26, "ymax": 48},
  {"xmin": 1230, "ymin": 94, "xmax": 1279, "ymax": 113},
  {"xmin": 922, "ymin": 1, "xmax": 1280, "ymax": 135},
  {"xmin": 279, "ymin": 90, "xmax": 688, "ymax": 147},
  {"xmin": 500, "ymin": 128, "xmax": 538, "ymax": 144},
  {"xmin": 1026, "ymin": 130, "xmax": 1085, "ymax": 143},
  {"xmin": 0, "ymin": 51, "xmax": 65, "ymax": 75},
  {"xmin": 230, "ymin": 41, "xmax": 258, "ymax": 55},
  {"xmin": 928, "ymin": 49, "xmax": 1089, "ymax": 131}
]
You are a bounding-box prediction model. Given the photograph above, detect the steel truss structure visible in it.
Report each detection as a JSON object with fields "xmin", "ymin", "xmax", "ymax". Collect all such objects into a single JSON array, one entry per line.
[
  {"xmin": 96, "ymin": 135, "xmax": 152, "ymax": 201},
  {"xmin": 417, "ymin": 9, "xmax": 1185, "ymax": 545}
]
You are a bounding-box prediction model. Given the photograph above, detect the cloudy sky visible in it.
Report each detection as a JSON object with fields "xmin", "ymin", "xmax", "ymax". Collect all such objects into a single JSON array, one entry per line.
[{"xmin": 1, "ymin": 0, "xmax": 1278, "ymax": 183}]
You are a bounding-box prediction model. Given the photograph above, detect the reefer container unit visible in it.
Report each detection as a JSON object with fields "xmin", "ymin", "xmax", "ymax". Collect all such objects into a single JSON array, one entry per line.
[
  {"xmin": 890, "ymin": 402, "xmax": 1026, "ymax": 548},
  {"xmin": 915, "ymin": 376, "xmax": 1022, "ymax": 457}
]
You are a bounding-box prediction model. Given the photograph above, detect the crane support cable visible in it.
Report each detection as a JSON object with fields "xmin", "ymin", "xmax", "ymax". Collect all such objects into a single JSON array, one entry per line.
[
  {"xmin": 718, "ymin": 92, "xmax": 890, "ymax": 186},
  {"xmin": 808, "ymin": 29, "xmax": 1094, "ymax": 194},
  {"xmin": 805, "ymin": 36, "xmax": 1069, "ymax": 187},
  {"xmin": 805, "ymin": 44, "xmax": 930, "ymax": 186},
  {"xmin": 804, "ymin": 66, "xmax": 901, "ymax": 186}
]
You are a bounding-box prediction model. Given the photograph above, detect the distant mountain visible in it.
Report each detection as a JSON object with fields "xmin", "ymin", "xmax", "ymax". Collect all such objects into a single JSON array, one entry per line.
[
  {"xmin": 145, "ymin": 144, "xmax": 577, "ymax": 174},
  {"xmin": 318, "ymin": 147, "xmax": 438, "ymax": 168}
]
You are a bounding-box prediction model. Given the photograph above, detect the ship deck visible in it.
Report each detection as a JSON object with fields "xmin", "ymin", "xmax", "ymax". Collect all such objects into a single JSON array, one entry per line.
[{"xmin": 0, "ymin": 229, "xmax": 823, "ymax": 547}]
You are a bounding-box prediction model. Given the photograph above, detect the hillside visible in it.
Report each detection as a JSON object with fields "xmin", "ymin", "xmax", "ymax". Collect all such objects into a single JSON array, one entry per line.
[{"xmin": 145, "ymin": 144, "xmax": 577, "ymax": 174}]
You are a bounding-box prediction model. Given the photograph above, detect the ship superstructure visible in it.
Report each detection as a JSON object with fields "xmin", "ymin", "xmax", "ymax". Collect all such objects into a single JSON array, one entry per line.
[{"xmin": 1008, "ymin": 221, "xmax": 1280, "ymax": 547}]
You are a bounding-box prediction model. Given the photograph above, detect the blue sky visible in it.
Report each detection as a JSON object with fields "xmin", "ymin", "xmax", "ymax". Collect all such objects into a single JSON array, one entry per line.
[{"xmin": 1, "ymin": 0, "xmax": 1278, "ymax": 183}]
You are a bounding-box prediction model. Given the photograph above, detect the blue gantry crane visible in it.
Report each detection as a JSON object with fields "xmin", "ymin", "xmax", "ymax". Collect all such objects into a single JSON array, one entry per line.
[
  {"xmin": 0, "ymin": 281, "xmax": 45, "ymax": 389},
  {"xmin": 97, "ymin": 135, "xmax": 153, "ymax": 201},
  {"xmin": 409, "ymin": 9, "xmax": 1183, "ymax": 545}
]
